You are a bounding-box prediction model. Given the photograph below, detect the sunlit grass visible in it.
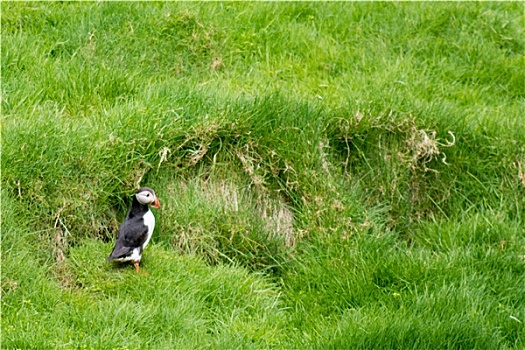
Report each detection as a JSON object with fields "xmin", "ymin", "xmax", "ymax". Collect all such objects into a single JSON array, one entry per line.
[{"xmin": 2, "ymin": 2, "xmax": 524, "ymax": 349}]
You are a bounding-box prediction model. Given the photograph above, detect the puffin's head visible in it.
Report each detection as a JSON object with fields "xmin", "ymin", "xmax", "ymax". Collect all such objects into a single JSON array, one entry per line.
[{"xmin": 136, "ymin": 187, "xmax": 161, "ymax": 209}]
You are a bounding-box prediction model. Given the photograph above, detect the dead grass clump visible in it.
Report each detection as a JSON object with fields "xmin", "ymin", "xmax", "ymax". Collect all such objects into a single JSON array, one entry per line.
[
  {"xmin": 51, "ymin": 208, "xmax": 76, "ymax": 289},
  {"xmin": 406, "ymin": 128, "xmax": 455, "ymax": 172},
  {"xmin": 161, "ymin": 176, "xmax": 295, "ymax": 271},
  {"xmin": 0, "ymin": 278, "xmax": 19, "ymax": 298},
  {"xmin": 236, "ymin": 143, "xmax": 267, "ymax": 189},
  {"xmin": 318, "ymin": 139, "xmax": 331, "ymax": 174},
  {"xmin": 198, "ymin": 179, "xmax": 295, "ymax": 247},
  {"xmin": 211, "ymin": 58, "xmax": 223, "ymax": 71},
  {"xmin": 517, "ymin": 160, "xmax": 525, "ymax": 187},
  {"xmin": 257, "ymin": 193, "xmax": 295, "ymax": 247},
  {"xmin": 165, "ymin": 177, "xmax": 296, "ymax": 268}
]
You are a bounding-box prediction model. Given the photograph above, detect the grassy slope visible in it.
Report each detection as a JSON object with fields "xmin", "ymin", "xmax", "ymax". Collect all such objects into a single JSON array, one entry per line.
[{"xmin": 2, "ymin": 2, "xmax": 524, "ymax": 349}]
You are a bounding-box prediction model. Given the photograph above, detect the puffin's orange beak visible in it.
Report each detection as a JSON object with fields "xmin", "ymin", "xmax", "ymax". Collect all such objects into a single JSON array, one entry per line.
[{"xmin": 151, "ymin": 197, "xmax": 161, "ymax": 209}]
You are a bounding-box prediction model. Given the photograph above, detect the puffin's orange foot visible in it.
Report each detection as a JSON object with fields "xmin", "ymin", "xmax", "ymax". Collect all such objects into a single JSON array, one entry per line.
[{"xmin": 132, "ymin": 261, "xmax": 148, "ymax": 275}]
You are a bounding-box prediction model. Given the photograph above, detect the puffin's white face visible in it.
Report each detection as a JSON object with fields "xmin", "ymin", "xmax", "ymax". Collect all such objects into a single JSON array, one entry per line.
[{"xmin": 136, "ymin": 189, "xmax": 161, "ymax": 209}]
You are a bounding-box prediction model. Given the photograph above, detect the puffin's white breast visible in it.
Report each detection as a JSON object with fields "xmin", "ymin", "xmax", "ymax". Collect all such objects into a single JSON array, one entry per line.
[{"xmin": 141, "ymin": 209, "xmax": 155, "ymax": 250}]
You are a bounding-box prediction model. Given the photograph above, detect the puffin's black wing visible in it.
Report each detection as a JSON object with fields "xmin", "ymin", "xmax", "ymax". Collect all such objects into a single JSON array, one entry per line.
[{"xmin": 107, "ymin": 217, "xmax": 149, "ymax": 260}]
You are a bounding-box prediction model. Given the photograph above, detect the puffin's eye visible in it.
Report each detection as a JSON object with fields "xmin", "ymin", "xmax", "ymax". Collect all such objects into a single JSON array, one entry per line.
[{"xmin": 146, "ymin": 193, "xmax": 150, "ymax": 197}]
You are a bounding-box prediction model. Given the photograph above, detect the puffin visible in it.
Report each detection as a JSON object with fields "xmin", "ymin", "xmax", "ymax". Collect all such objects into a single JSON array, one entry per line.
[{"xmin": 107, "ymin": 187, "xmax": 161, "ymax": 273}]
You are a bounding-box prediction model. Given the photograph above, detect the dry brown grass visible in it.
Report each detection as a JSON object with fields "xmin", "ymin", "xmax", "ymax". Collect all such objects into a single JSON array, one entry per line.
[
  {"xmin": 406, "ymin": 127, "xmax": 456, "ymax": 172},
  {"xmin": 517, "ymin": 160, "xmax": 525, "ymax": 187},
  {"xmin": 164, "ymin": 177, "xmax": 295, "ymax": 252}
]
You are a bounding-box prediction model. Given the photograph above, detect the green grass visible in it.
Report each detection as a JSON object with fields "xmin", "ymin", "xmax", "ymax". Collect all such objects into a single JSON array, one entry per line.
[{"xmin": 2, "ymin": 2, "xmax": 524, "ymax": 349}]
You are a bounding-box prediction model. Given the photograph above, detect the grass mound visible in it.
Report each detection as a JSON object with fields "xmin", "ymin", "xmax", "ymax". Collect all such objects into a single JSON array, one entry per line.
[{"xmin": 2, "ymin": 2, "xmax": 524, "ymax": 348}]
